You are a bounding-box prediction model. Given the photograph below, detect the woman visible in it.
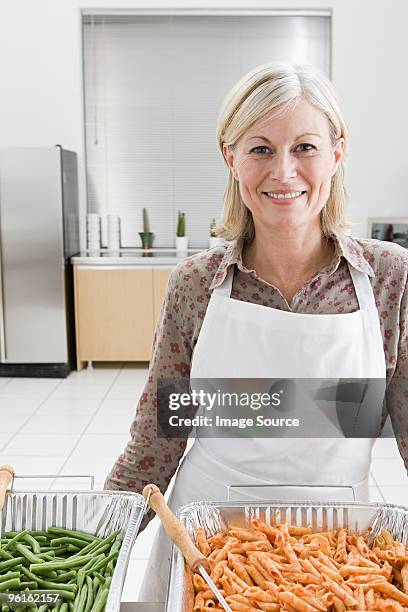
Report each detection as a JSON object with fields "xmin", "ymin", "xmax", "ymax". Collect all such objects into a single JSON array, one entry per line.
[{"xmin": 105, "ymin": 62, "xmax": 408, "ymax": 600}]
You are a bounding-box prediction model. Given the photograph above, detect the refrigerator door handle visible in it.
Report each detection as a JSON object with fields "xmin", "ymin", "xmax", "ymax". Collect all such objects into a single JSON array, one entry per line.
[{"xmin": 0, "ymin": 218, "xmax": 6, "ymax": 362}]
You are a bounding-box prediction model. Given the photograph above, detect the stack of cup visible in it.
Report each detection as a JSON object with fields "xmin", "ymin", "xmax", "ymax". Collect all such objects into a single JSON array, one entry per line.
[
  {"xmin": 87, "ymin": 214, "xmax": 101, "ymax": 250},
  {"xmin": 107, "ymin": 215, "xmax": 121, "ymax": 250}
]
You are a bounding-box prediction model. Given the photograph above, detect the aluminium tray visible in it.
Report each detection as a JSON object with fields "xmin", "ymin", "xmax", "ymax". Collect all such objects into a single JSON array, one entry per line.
[
  {"xmin": 1, "ymin": 489, "xmax": 146, "ymax": 612},
  {"xmin": 166, "ymin": 500, "xmax": 408, "ymax": 612}
]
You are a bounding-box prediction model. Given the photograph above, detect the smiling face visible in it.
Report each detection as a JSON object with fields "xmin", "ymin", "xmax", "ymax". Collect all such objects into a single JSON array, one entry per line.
[{"xmin": 223, "ymin": 98, "xmax": 344, "ymax": 235}]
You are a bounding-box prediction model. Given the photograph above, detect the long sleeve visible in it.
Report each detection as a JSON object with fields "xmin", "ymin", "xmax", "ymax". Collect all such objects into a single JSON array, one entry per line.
[
  {"xmin": 104, "ymin": 261, "xmax": 198, "ymax": 526},
  {"xmin": 386, "ymin": 267, "xmax": 408, "ymax": 469}
]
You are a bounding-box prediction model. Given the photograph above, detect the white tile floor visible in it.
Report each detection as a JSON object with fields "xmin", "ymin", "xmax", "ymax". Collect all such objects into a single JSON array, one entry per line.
[{"xmin": 0, "ymin": 363, "xmax": 407, "ymax": 602}]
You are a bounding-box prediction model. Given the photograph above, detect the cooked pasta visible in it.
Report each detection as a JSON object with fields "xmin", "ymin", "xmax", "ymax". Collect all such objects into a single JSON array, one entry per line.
[{"xmin": 191, "ymin": 523, "xmax": 408, "ymax": 612}]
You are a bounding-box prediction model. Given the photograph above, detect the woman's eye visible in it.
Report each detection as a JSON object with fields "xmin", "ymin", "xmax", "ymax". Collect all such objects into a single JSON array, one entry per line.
[
  {"xmin": 250, "ymin": 146, "xmax": 270, "ymax": 154},
  {"xmin": 249, "ymin": 144, "xmax": 316, "ymax": 154},
  {"xmin": 295, "ymin": 143, "xmax": 316, "ymax": 152}
]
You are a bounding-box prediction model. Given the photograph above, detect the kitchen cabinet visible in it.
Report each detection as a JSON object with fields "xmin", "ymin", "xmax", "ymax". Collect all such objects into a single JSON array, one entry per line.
[{"xmin": 74, "ymin": 267, "xmax": 172, "ymax": 369}]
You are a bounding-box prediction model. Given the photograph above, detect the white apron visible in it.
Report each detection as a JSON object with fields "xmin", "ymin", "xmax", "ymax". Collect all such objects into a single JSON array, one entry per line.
[{"xmin": 138, "ymin": 261, "xmax": 386, "ymax": 602}]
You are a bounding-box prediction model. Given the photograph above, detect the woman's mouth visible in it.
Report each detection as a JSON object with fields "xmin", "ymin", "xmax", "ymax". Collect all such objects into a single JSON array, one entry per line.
[{"xmin": 263, "ymin": 190, "xmax": 307, "ymax": 202}]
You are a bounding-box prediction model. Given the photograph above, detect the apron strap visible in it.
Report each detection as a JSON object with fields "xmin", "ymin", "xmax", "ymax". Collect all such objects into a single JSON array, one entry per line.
[
  {"xmin": 213, "ymin": 265, "xmax": 234, "ymax": 297},
  {"xmin": 347, "ymin": 263, "xmax": 376, "ymax": 311}
]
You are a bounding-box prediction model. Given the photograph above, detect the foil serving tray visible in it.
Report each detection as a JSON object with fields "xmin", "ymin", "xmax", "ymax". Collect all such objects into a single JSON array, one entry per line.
[
  {"xmin": 166, "ymin": 500, "xmax": 408, "ymax": 612},
  {"xmin": 1, "ymin": 490, "xmax": 146, "ymax": 612}
]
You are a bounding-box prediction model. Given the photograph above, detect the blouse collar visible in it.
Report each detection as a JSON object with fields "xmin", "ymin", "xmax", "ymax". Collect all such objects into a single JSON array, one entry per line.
[{"xmin": 209, "ymin": 232, "xmax": 375, "ymax": 291}]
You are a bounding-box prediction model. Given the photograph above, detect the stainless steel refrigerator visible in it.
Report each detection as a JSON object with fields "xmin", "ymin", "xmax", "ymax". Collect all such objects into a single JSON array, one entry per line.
[{"xmin": 0, "ymin": 146, "xmax": 79, "ymax": 377}]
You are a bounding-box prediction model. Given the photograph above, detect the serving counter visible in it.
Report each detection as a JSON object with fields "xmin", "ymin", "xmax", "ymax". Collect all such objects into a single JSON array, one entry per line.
[{"xmin": 120, "ymin": 604, "xmax": 163, "ymax": 611}]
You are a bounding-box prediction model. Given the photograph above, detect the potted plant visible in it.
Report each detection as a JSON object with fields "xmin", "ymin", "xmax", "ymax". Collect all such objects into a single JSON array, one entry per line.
[
  {"xmin": 176, "ymin": 211, "xmax": 188, "ymax": 252},
  {"xmin": 209, "ymin": 217, "xmax": 224, "ymax": 248},
  {"xmin": 139, "ymin": 207, "xmax": 154, "ymax": 249}
]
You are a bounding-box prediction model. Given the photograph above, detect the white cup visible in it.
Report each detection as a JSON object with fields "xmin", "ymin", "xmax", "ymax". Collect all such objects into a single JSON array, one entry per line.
[
  {"xmin": 107, "ymin": 215, "xmax": 121, "ymax": 250},
  {"xmin": 87, "ymin": 214, "xmax": 101, "ymax": 250}
]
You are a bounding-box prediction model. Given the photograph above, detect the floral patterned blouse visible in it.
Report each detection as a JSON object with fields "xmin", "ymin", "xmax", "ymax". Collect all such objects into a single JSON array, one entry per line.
[{"xmin": 104, "ymin": 233, "xmax": 408, "ymax": 519}]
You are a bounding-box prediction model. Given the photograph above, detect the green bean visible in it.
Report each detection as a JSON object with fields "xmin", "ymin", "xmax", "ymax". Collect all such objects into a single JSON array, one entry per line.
[
  {"xmin": 81, "ymin": 541, "xmax": 110, "ymax": 560},
  {"xmin": 3, "ymin": 530, "xmax": 29, "ymax": 550},
  {"xmin": 37, "ymin": 552, "xmax": 56, "ymax": 561},
  {"xmin": 50, "ymin": 538, "xmax": 88, "ymax": 550},
  {"xmin": 74, "ymin": 584, "xmax": 87, "ymax": 612},
  {"xmin": 88, "ymin": 532, "xmax": 120, "ymax": 558},
  {"xmin": 52, "ymin": 547, "xmax": 68, "ymax": 556},
  {"xmin": 47, "ymin": 571, "xmax": 58, "ymax": 580},
  {"xmin": 0, "ymin": 547, "xmax": 13, "ymax": 561},
  {"xmin": 20, "ymin": 566, "xmax": 77, "ymax": 593},
  {"xmin": 82, "ymin": 555, "xmax": 104, "ymax": 574},
  {"xmin": 41, "ymin": 582, "xmax": 77, "ymax": 594},
  {"xmin": 89, "ymin": 586, "xmax": 108, "ymax": 612},
  {"xmin": 70, "ymin": 541, "xmax": 99, "ymax": 559},
  {"xmin": 0, "ymin": 528, "xmax": 120, "ymax": 612},
  {"xmin": 85, "ymin": 552, "xmax": 118, "ymax": 577},
  {"xmin": 30, "ymin": 555, "xmax": 93, "ymax": 575},
  {"xmin": 93, "ymin": 573, "xmax": 104, "ymax": 586},
  {"xmin": 76, "ymin": 569, "xmax": 85, "ymax": 592},
  {"xmin": 32, "ymin": 536, "xmax": 48, "ymax": 544},
  {"xmin": 38, "ymin": 606, "xmax": 48, "ymax": 612},
  {"xmin": 0, "ymin": 557, "xmax": 24, "ymax": 572},
  {"xmin": 0, "ymin": 578, "xmax": 21, "ymax": 591},
  {"xmin": 0, "ymin": 572, "xmax": 20, "ymax": 583},
  {"xmin": 92, "ymin": 577, "xmax": 99, "ymax": 599},
  {"xmin": 52, "ymin": 571, "xmax": 77, "ymax": 584},
  {"xmin": 15, "ymin": 543, "xmax": 45, "ymax": 565},
  {"xmin": 23, "ymin": 590, "xmax": 75, "ymax": 602},
  {"xmin": 22, "ymin": 534, "xmax": 41, "ymax": 554},
  {"xmin": 21, "ymin": 565, "xmax": 39, "ymax": 581},
  {"xmin": 103, "ymin": 560, "xmax": 113, "ymax": 577},
  {"xmin": 28, "ymin": 531, "xmax": 49, "ymax": 539},
  {"xmin": 19, "ymin": 581, "xmax": 38, "ymax": 589},
  {"xmin": 42, "ymin": 582, "xmax": 77, "ymax": 594},
  {"xmin": 83, "ymin": 577, "xmax": 94, "ymax": 612},
  {"xmin": 108, "ymin": 539, "xmax": 122, "ymax": 556},
  {"xmin": 46, "ymin": 530, "xmax": 99, "ymax": 545}
]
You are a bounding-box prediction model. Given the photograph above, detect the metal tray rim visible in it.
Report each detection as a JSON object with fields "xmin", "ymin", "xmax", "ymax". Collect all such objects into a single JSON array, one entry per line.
[
  {"xmin": 177, "ymin": 499, "xmax": 408, "ymax": 517},
  {"xmin": 2, "ymin": 489, "xmax": 146, "ymax": 612}
]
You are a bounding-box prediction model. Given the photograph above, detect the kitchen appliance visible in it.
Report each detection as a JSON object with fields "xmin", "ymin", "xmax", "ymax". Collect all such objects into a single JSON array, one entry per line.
[{"xmin": 0, "ymin": 146, "xmax": 80, "ymax": 377}]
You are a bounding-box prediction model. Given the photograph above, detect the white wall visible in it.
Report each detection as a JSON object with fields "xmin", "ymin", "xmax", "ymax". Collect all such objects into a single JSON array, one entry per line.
[{"xmin": 0, "ymin": 0, "xmax": 407, "ymax": 249}]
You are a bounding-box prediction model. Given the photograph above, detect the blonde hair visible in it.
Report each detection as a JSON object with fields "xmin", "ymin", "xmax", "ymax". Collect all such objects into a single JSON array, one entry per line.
[{"xmin": 215, "ymin": 62, "xmax": 349, "ymax": 241}]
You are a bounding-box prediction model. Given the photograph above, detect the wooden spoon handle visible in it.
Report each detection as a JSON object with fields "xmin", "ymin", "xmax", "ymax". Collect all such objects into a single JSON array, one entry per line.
[
  {"xmin": 143, "ymin": 483, "xmax": 208, "ymax": 572},
  {"xmin": 0, "ymin": 465, "xmax": 14, "ymax": 511}
]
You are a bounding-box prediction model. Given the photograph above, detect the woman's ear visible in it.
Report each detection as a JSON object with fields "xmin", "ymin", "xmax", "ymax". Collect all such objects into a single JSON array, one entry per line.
[
  {"xmin": 332, "ymin": 138, "xmax": 345, "ymax": 175},
  {"xmin": 223, "ymin": 144, "xmax": 238, "ymax": 180}
]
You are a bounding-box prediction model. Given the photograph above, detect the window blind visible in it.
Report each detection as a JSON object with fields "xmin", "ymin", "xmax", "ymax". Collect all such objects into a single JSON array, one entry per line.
[{"xmin": 82, "ymin": 14, "xmax": 331, "ymax": 248}]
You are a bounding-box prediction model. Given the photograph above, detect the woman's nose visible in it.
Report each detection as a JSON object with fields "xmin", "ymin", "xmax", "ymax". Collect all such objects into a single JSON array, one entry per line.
[{"xmin": 269, "ymin": 151, "xmax": 297, "ymax": 181}]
